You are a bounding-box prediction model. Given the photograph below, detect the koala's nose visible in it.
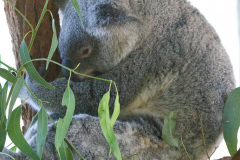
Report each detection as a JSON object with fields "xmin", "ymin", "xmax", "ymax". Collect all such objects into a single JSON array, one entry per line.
[{"xmin": 62, "ymin": 58, "xmax": 73, "ymax": 78}]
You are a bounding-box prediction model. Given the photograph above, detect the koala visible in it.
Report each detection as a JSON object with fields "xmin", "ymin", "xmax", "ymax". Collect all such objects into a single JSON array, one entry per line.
[{"xmin": 1, "ymin": 0, "xmax": 235, "ymax": 159}]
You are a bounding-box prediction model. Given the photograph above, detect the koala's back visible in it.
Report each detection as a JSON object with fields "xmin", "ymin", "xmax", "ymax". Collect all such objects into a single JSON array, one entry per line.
[{"xmin": 114, "ymin": 2, "xmax": 235, "ymax": 159}]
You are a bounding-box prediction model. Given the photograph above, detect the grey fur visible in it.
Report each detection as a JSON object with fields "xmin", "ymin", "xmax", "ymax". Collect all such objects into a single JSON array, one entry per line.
[{"xmin": 1, "ymin": 0, "xmax": 235, "ymax": 159}]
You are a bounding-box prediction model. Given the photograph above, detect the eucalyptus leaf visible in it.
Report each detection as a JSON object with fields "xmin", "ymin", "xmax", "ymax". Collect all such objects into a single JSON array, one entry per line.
[
  {"xmin": 29, "ymin": 112, "xmax": 39, "ymax": 129},
  {"xmin": 223, "ymin": 87, "xmax": 240, "ymax": 156},
  {"xmin": 55, "ymin": 82, "xmax": 75, "ymax": 159},
  {"xmin": 98, "ymin": 90, "xmax": 122, "ymax": 160},
  {"xmin": 0, "ymin": 82, "xmax": 8, "ymax": 115},
  {"xmin": 110, "ymin": 92, "xmax": 120, "ymax": 127},
  {"xmin": 7, "ymin": 106, "xmax": 40, "ymax": 160},
  {"xmin": 46, "ymin": 19, "xmax": 58, "ymax": 70},
  {"xmin": 20, "ymin": 40, "xmax": 54, "ymax": 90},
  {"xmin": 0, "ymin": 68, "xmax": 15, "ymax": 83},
  {"xmin": 162, "ymin": 112, "xmax": 178, "ymax": 147},
  {"xmin": 37, "ymin": 108, "xmax": 48, "ymax": 159},
  {"xmin": 58, "ymin": 141, "xmax": 74, "ymax": 160},
  {"xmin": 0, "ymin": 82, "xmax": 8, "ymax": 151},
  {"xmin": 10, "ymin": 146, "xmax": 17, "ymax": 152},
  {"xmin": 0, "ymin": 121, "xmax": 6, "ymax": 151},
  {"xmin": 66, "ymin": 148, "xmax": 74, "ymax": 160},
  {"xmin": 70, "ymin": 0, "xmax": 84, "ymax": 28},
  {"xmin": 7, "ymin": 76, "xmax": 24, "ymax": 126}
]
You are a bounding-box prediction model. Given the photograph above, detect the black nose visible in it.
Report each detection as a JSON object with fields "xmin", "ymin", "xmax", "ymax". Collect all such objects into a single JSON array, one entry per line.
[{"xmin": 62, "ymin": 58, "xmax": 73, "ymax": 78}]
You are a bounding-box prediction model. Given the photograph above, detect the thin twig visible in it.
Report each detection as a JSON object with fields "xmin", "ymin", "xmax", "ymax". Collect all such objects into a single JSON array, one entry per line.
[
  {"xmin": 181, "ymin": 136, "xmax": 191, "ymax": 160},
  {"xmin": 199, "ymin": 114, "xmax": 210, "ymax": 159}
]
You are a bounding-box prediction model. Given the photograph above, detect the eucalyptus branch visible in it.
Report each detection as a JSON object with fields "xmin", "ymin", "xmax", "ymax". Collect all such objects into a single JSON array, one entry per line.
[
  {"xmin": 6, "ymin": 68, "xmax": 25, "ymax": 107},
  {"xmin": 24, "ymin": 79, "xmax": 84, "ymax": 160},
  {"xmin": 25, "ymin": 58, "xmax": 113, "ymax": 83},
  {"xmin": 181, "ymin": 136, "xmax": 191, "ymax": 160},
  {"xmin": 200, "ymin": 114, "xmax": 210, "ymax": 159}
]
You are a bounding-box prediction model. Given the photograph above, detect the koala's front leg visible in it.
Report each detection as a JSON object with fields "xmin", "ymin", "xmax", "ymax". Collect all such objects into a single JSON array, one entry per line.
[{"xmin": 19, "ymin": 60, "xmax": 150, "ymax": 117}]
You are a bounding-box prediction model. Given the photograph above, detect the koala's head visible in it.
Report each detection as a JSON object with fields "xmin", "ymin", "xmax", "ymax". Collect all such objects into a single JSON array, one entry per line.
[{"xmin": 59, "ymin": 0, "xmax": 155, "ymax": 81}]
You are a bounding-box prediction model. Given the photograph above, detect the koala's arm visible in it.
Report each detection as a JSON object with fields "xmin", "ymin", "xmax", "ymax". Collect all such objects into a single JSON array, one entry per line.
[
  {"xmin": 0, "ymin": 115, "xmax": 165, "ymax": 160},
  {"xmin": 19, "ymin": 53, "xmax": 153, "ymax": 116}
]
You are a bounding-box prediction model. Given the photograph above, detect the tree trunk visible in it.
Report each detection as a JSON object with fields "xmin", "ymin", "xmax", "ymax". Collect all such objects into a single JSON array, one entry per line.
[{"xmin": 4, "ymin": 0, "xmax": 61, "ymax": 134}]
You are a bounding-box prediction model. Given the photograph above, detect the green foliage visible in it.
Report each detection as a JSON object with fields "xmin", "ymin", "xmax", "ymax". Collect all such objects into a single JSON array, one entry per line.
[
  {"xmin": 7, "ymin": 106, "xmax": 40, "ymax": 160},
  {"xmin": 0, "ymin": 68, "xmax": 16, "ymax": 83},
  {"xmin": 46, "ymin": 19, "xmax": 58, "ymax": 70},
  {"xmin": 20, "ymin": 40, "xmax": 54, "ymax": 90},
  {"xmin": 37, "ymin": 108, "xmax": 48, "ymax": 159},
  {"xmin": 0, "ymin": 82, "xmax": 8, "ymax": 152},
  {"xmin": 98, "ymin": 83, "xmax": 122, "ymax": 160},
  {"xmin": 7, "ymin": 76, "xmax": 24, "ymax": 126},
  {"xmin": 223, "ymin": 87, "xmax": 240, "ymax": 156},
  {"xmin": 0, "ymin": 0, "xmax": 121, "ymax": 159},
  {"xmin": 110, "ymin": 90, "xmax": 120, "ymax": 127},
  {"xmin": 55, "ymin": 77, "xmax": 75, "ymax": 160},
  {"xmin": 162, "ymin": 112, "xmax": 178, "ymax": 148},
  {"xmin": 70, "ymin": 0, "xmax": 84, "ymax": 28},
  {"xmin": 57, "ymin": 142, "xmax": 74, "ymax": 160},
  {"xmin": 10, "ymin": 146, "xmax": 17, "ymax": 152}
]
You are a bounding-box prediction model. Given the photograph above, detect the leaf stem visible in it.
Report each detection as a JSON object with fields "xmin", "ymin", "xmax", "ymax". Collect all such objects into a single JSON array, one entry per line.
[
  {"xmin": 24, "ymin": 58, "xmax": 113, "ymax": 83},
  {"xmin": 199, "ymin": 114, "xmax": 210, "ymax": 159},
  {"xmin": 181, "ymin": 136, "xmax": 191, "ymax": 160}
]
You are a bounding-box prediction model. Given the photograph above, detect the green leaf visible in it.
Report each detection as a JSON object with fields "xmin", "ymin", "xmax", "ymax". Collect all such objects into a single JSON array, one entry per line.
[
  {"xmin": 70, "ymin": 0, "xmax": 84, "ymax": 28},
  {"xmin": 223, "ymin": 87, "xmax": 240, "ymax": 156},
  {"xmin": 0, "ymin": 121, "xmax": 6, "ymax": 151},
  {"xmin": 29, "ymin": 111, "xmax": 39, "ymax": 129},
  {"xmin": 162, "ymin": 112, "xmax": 178, "ymax": 147},
  {"xmin": 10, "ymin": 146, "xmax": 17, "ymax": 152},
  {"xmin": 0, "ymin": 82, "xmax": 7, "ymax": 151},
  {"xmin": 37, "ymin": 108, "xmax": 48, "ymax": 159},
  {"xmin": 46, "ymin": 19, "xmax": 58, "ymax": 70},
  {"xmin": 0, "ymin": 82, "xmax": 8, "ymax": 115},
  {"xmin": 66, "ymin": 148, "xmax": 74, "ymax": 160},
  {"xmin": 0, "ymin": 68, "xmax": 16, "ymax": 83},
  {"xmin": 55, "ymin": 82, "xmax": 75, "ymax": 160},
  {"xmin": 20, "ymin": 40, "xmax": 54, "ymax": 90},
  {"xmin": 110, "ymin": 92, "xmax": 120, "ymax": 127},
  {"xmin": 98, "ymin": 89, "xmax": 122, "ymax": 160},
  {"xmin": 7, "ymin": 106, "xmax": 40, "ymax": 160},
  {"xmin": 7, "ymin": 76, "xmax": 24, "ymax": 126},
  {"xmin": 57, "ymin": 141, "xmax": 74, "ymax": 160}
]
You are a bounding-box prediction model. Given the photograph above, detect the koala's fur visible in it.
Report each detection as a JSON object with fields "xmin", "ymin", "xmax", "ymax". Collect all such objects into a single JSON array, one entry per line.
[{"xmin": 1, "ymin": 0, "xmax": 235, "ymax": 159}]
